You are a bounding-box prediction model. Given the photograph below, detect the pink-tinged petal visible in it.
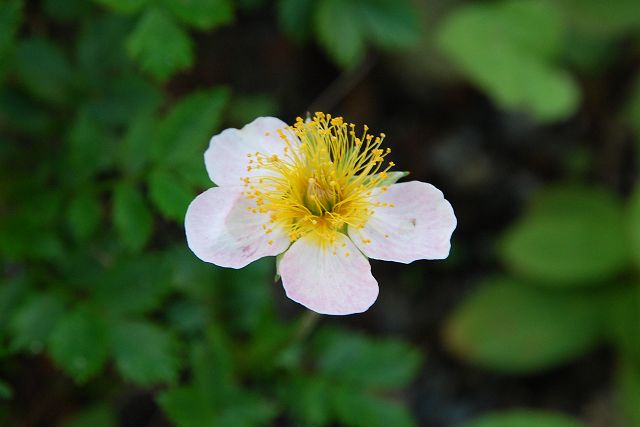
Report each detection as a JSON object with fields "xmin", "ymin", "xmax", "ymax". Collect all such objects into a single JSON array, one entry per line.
[
  {"xmin": 349, "ymin": 181, "xmax": 456, "ymax": 264},
  {"xmin": 185, "ymin": 186, "xmax": 290, "ymax": 269},
  {"xmin": 204, "ymin": 117, "xmax": 298, "ymax": 186},
  {"xmin": 279, "ymin": 233, "xmax": 379, "ymax": 315}
]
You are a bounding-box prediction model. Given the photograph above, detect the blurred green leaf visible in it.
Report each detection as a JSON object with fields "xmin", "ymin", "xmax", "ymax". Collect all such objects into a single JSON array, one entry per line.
[
  {"xmin": 501, "ymin": 186, "xmax": 629, "ymax": 285},
  {"xmin": 161, "ymin": 0, "xmax": 233, "ymax": 30},
  {"xmin": 93, "ymin": 254, "xmax": 172, "ymax": 315},
  {"xmin": 0, "ymin": 379, "xmax": 12, "ymax": 400},
  {"xmin": 605, "ymin": 284, "xmax": 640, "ymax": 364},
  {"xmin": 62, "ymin": 405, "xmax": 118, "ymax": 427},
  {"xmin": 357, "ymin": 0, "xmax": 421, "ymax": 49},
  {"xmin": 0, "ymin": 0, "xmax": 22, "ymax": 78},
  {"xmin": 156, "ymin": 87, "xmax": 229, "ymax": 168},
  {"xmin": 126, "ymin": 8, "xmax": 193, "ymax": 81},
  {"xmin": 316, "ymin": 328, "xmax": 422, "ymax": 389},
  {"xmin": 119, "ymin": 111, "xmax": 156, "ymax": 176},
  {"xmin": 616, "ymin": 359, "xmax": 640, "ymax": 427},
  {"xmin": 110, "ymin": 319, "xmax": 180, "ymax": 385},
  {"xmin": 282, "ymin": 376, "xmax": 331, "ymax": 427},
  {"xmin": 112, "ymin": 182, "xmax": 153, "ymax": 252},
  {"xmin": 13, "ymin": 37, "xmax": 74, "ymax": 104},
  {"xmin": 9, "ymin": 293, "xmax": 66, "ymax": 354},
  {"xmin": 457, "ymin": 410, "xmax": 585, "ymax": 427},
  {"xmin": 0, "ymin": 278, "xmax": 28, "ymax": 341},
  {"xmin": 315, "ymin": 0, "xmax": 365, "ymax": 67},
  {"xmin": 67, "ymin": 189, "xmax": 102, "ymax": 241},
  {"xmin": 158, "ymin": 386, "xmax": 216, "ymax": 427},
  {"xmin": 437, "ymin": 0, "xmax": 579, "ymax": 121},
  {"xmin": 43, "ymin": 0, "xmax": 92, "ymax": 22},
  {"xmin": 277, "ymin": 0, "xmax": 314, "ymax": 43},
  {"xmin": 331, "ymin": 386, "xmax": 416, "ymax": 427},
  {"xmin": 443, "ymin": 277, "xmax": 603, "ymax": 373},
  {"xmin": 148, "ymin": 168, "xmax": 195, "ymax": 221},
  {"xmin": 0, "ymin": 88, "xmax": 54, "ymax": 136},
  {"xmin": 216, "ymin": 391, "xmax": 276, "ymax": 427},
  {"xmin": 629, "ymin": 184, "xmax": 640, "ymax": 268},
  {"xmin": 558, "ymin": 0, "xmax": 640, "ymax": 36},
  {"xmin": 65, "ymin": 110, "xmax": 115, "ymax": 182},
  {"xmin": 94, "ymin": 0, "xmax": 147, "ymax": 14},
  {"xmin": 48, "ymin": 306, "xmax": 109, "ymax": 383}
]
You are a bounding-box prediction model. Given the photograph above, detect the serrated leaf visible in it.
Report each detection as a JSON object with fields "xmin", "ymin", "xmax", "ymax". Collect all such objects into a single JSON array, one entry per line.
[
  {"xmin": 67, "ymin": 190, "xmax": 101, "ymax": 241},
  {"xmin": 48, "ymin": 306, "xmax": 109, "ymax": 383},
  {"xmin": 93, "ymin": 0, "xmax": 148, "ymax": 14},
  {"xmin": 93, "ymin": 254, "xmax": 172, "ymax": 315},
  {"xmin": 112, "ymin": 182, "xmax": 153, "ymax": 252},
  {"xmin": 331, "ymin": 386, "xmax": 416, "ymax": 427},
  {"xmin": 111, "ymin": 319, "xmax": 180, "ymax": 385},
  {"xmin": 126, "ymin": 8, "xmax": 193, "ymax": 81},
  {"xmin": 437, "ymin": 0, "xmax": 579, "ymax": 121},
  {"xmin": 444, "ymin": 277, "xmax": 603, "ymax": 373},
  {"xmin": 316, "ymin": 328, "xmax": 422, "ymax": 389},
  {"xmin": 156, "ymin": 87, "xmax": 229, "ymax": 167},
  {"xmin": 315, "ymin": 0, "xmax": 366, "ymax": 67},
  {"xmin": 501, "ymin": 186, "xmax": 629, "ymax": 285},
  {"xmin": 161, "ymin": 0, "xmax": 233, "ymax": 30},
  {"xmin": 9, "ymin": 293, "xmax": 66, "ymax": 354},
  {"xmin": 13, "ymin": 37, "xmax": 73, "ymax": 104},
  {"xmin": 148, "ymin": 168, "xmax": 195, "ymax": 221},
  {"xmin": 457, "ymin": 410, "xmax": 585, "ymax": 427}
]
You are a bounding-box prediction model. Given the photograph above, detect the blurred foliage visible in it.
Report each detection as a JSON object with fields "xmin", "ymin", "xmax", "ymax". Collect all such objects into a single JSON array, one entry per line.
[{"xmin": 1, "ymin": 0, "xmax": 640, "ymax": 426}]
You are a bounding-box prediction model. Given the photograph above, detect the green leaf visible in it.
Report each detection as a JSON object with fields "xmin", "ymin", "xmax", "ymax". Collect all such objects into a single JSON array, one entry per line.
[
  {"xmin": 277, "ymin": 0, "xmax": 314, "ymax": 43},
  {"xmin": 616, "ymin": 359, "xmax": 640, "ymax": 427},
  {"xmin": 437, "ymin": 0, "xmax": 579, "ymax": 122},
  {"xmin": 629, "ymin": 185, "xmax": 640, "ymax": 268},
  {"xmin": 65, "ymin": 110, "xmax": 115, "ymax": 182},
  {"xmin": 331, "ymin": 386, "xmax": 416, "ymax": 427},
  {"xmin": 93, "ymin": 254, "xmax": 172, "ymax": 315},
  {"xmin": 315, "ymin": 0, "xmax": 366, "ymax": 67},
  {"xmin": 67, "ymin": 190, "xmax": 101, "ymax": 241},
  {"xmin": 126, "ymin": 8, "xmax": 193, "ymax": 81},
  {"xmin": 357, "ymin": 0, "xmax": 421, "ymax": 49},
  {"xmin": 316, "ymin": 328, "xmax": 422, "ymax": 389},
  {"xmin": 216, "ymin": 391, "xmax": 276, "ymax": 427},
  {"xmin": 148, "ymin": 168, "xmax": 195, "ymax": 221},
  {"xmin": 501, "ymin": 186, "xmax": 629, "ymax": 285},
  {"xmin": 158, "ymin": 386, "xmax": 216, "ymax": 427},
  {"xmin": 0, "ymin": 379, "xmax": 12, "ymax": 400},
  {"xmin": 156, "ymin": 87, "xmax": 229, "ymax": 168},
  {"xmin": 457, "ymin": 410, "xmax": 586, "ymax": 427},
  {"xmin": 119, "ymin": 111, "xmax": 157, "ymax": 176},
  {"xmin": 9, "ymin": 293, "xmax": 66, "ymax": 354},
  {"xmin": 161, "ymin": 0, "xmax": 233, "ymax": 30},
  {"xmin": 48, "ymin": 306, "xmax": 109, "ymax": 383},
  {"xmin": 0, "ymin": 277, "xmax": 28, "ymax": 340},
  {"xmin": 43, "ymin": 0, "xmax": 92, "ymax": 22},
  {"xmin": 282, "ymin": 376, "xmax": 331, "ymax": 427},
  {"xmin": 558, "ymin": 0, "xmax": 640, "ymax": 37},
  {"xmin": 227, "ymin": 94, "xmax": 279, "ymax": 128},
  {"xmin": 93, "ymin": 0, "xmax": 148, "ymax": 14},
  {"xmin": 110, "ymin": 319, "xmax": 181, "ymax": 385},
  {"xmin": 0, "ymin": 0, "xmax": 22, "ymax": 78},
  {"xmin": 13, "ymin": 36, "xmax": 73, "ymax": 104},
  {"xmin": 112, "ymin": 182, "xmax": 153, "ymax": 252},
  {"xmin": 62, "ymin": 405, "xmax": 118, "ymax": 427},
  {"xmin": 605, "ymin": 284, "xmax": 640, "ymax": 364},
  {"xmin": 443, "ymin": 277, "xmax": 603, "ymax": 373}
]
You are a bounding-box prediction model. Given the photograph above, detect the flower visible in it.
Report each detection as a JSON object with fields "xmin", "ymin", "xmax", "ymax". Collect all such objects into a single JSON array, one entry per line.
[{"xmin": 185, "ymin": 113, "xmax": 456, "ymax": 315}]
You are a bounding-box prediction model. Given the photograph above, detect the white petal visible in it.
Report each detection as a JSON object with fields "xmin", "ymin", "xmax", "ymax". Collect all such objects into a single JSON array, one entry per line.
[
  {"xmin": 279, "ymin": 233, "xmax": 379, "ymax": 315},
  {"xmin": 348, "ymin": 181, "xmax": 456, "ymax": 264},
  {"xmin": 185, "ymin": 186, "xmax": 290, "ymax": 268},
  {"xmin": 204, "ymin": 117, "xmax": 298, "ymax": 186}
]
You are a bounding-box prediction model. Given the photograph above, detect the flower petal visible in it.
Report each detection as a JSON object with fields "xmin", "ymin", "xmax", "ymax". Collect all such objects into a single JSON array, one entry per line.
[
  {"xmin": 349, "ymin": 181, "xmax": 456, "ymax": 263},
  {"xmin": 185, "ymin": 186, "xmax": 290, "ymax": 268},
  {"xmin": 279, "ymin": 233, "xmax": 379, "ymax": 315},
  {"xmin": 204, "ymin": 116, "xmax": 298, "ymax": 186}
]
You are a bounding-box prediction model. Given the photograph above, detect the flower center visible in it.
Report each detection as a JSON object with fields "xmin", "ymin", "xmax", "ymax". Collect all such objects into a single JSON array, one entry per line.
[{"xmin": 241, "ymin": 112, "xmax": 395, "ymax": 245}]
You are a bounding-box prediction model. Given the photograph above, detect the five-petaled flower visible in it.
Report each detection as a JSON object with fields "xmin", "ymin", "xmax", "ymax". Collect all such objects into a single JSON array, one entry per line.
[{"xmin": 185, "ymin": 113, "xmax": 456, "ymax": 315}]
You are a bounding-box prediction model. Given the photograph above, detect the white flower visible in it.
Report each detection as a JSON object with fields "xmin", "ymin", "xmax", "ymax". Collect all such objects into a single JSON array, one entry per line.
[{"xmin": 185, "ymin": 113, "xmax": 456, "ymax": 315}]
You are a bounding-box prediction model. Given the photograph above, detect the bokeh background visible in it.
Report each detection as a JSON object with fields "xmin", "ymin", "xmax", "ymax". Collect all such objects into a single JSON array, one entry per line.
[{"xmin": 1, "ymin": 0, "xmax": 639, "ymax": 426}]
